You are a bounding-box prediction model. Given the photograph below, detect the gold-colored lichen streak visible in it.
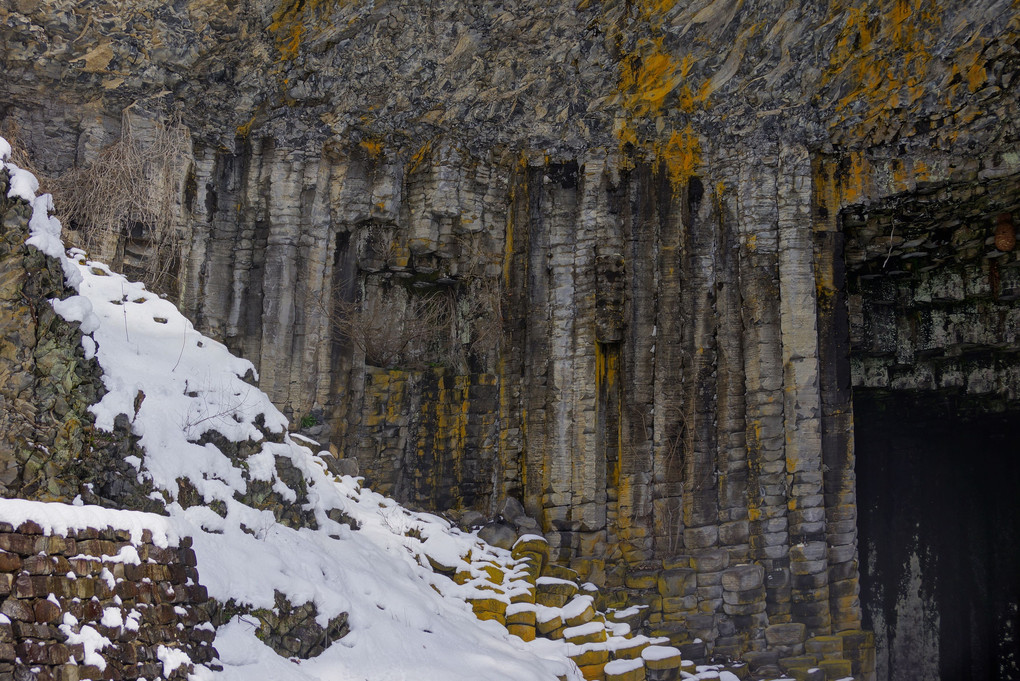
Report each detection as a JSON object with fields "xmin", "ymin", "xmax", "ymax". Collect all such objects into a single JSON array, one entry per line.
[
  {"xmin": 268, "ymin": 0, "xmax": 346, "ymax": 60},
  {"xmin": 820, "ymin": 0, "xmax": 1002, "ymax": 146},
  {"xmin": 657, "ymin": 125, "xmax": 702, "ymax": 192}
]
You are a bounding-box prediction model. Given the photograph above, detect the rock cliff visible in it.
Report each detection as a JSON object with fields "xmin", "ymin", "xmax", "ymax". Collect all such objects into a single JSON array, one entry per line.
[{"xmin": 2, "ymin": 1, "xmax": 1020, "ymax": 679}]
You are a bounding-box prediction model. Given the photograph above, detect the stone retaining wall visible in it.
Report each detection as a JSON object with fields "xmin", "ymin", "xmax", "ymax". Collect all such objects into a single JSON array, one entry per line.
[{"xmin": 0, "ymin": 520, "xmax": 216, "ymax": 680}]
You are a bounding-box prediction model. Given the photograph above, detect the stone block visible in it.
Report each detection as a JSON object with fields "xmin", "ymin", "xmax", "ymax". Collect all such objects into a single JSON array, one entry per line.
[
  {"xmin": 789, "ymin": 542, "xmax": 826, "ymax": 562},
  {"xmin": 570, "ymin": 646, "xmax": 609, "ymax": 667},
  {"xmin": 791, "ymin": 571, "xmax": 828, "ymax": 590},
  {"xmin": 696, "ymin": 598, "xmax": 723, "ymax": 613},
  {"xmin": 828, "ymin": 579, "xmax": 859, "ymax": 599},
  {"xmin": 536, "ymin": 612, "xmax": 562, "ymax": 635},
  {"xmin": 683, "ymin": 525, "xmax": 718, "ymax": 549},
  {"xmin": 578, "ymin": 662, "xmax": 608, "ymax": 681},
  {"xmin": 612, "ymin": 636, "xmax": 649, "ymax": 660},
  {"xmin": 765, "ymin": 568, "xmax": 789, "ymax": 589},
  {"xmin": 818, "ymin": 658, "xmax": 853, "ymax": 678},
  {"xmin": 721, "ymin": 564, "xmax": 764, "ymax": 591},
  {"xmin": 790, "ymin": 559, "xmax": 827, "ymax": 576},
  {"xmin": 695, "ymin": 585, "xmax": 723, "ymax": 601},
  {"xmin": 468, "ymin": 597, "xmax": 506, "ymax": 622},
  {"xmin": 33, "ymin": 598, "xmax": 61, "ymax": 623},
  {"xmin": 564, "ymin": 622, "xmax": 607, "ymax": 645},
  {"xmin": 677, "ymin": 640, "xmax": 706, "ymax": 662},
  {"xmin": 828, "ymin": 560, "xmax": 858, "ymax": 582},
  {"xmin": 657, "ymin": 569, "xmax": 696, "ymax": 597},
  {"xmin": 779, "ymin": 654, "xmax": 819, "ymax": 673},
  {"xmin": 719, "ymin": 520, "xmax": 750, "ymax": 546},
  {"xmin": 625, "ymin": 569, "xmax": 659, "ymax": 590},
  {"xmin": 0, "ymin": 552, "xmax": 21, "ymax": 572},
  {"xmin": 604, "ymin": 658, "xmax": 645, "ymax": 681},
  {"xmin": 507, "ymin": 623, "xmax": 538, "ymax": 640},
  {"xmin": 742, "ymin": 649, "xmax": 780, "ymax": 671},
  {"xmin": 661, "ymin": 595, "xmax": 698, "ymax": 613},
  {"xmin": 661, "ymin": 555, "xmax": 691, "ymax": 570},
  {"xmin": 722, "ymin": 600, "xmax": 766, "ymax": 616},
  {"xmin": 690, "ymin": 549, "xmax": 729, "ymax": 573},
  {"xmin": 536, "ymin": 577, "xmax": 578, "ymax": 608},
  {"xmin": 641, "ymin": 645, "xmax": 682, "ymax": 671},
  {"xmin": 506, "ymin": 605, "xmax": 536, "ymax": 627},
  {"xmin": 827, "ymin": 543, "xmax": 857, "ymax": 564},
  {"xmin": 722, "ymin": 586, "xmax": 765, "ymax": 606},
  {"xmin": 544, "ymin": 563, "xmax": 580, "ymax": 582},
  {"xmin": 765, "ymin": 622, "xmax": 806, "ymax": 646},
  {"xmin": 511, "ymin": 535, "xmax": 550, "ymax": 566},
  {"xmin": 805, "ymin": 635, "xmax": 844, "ymax": 659}
]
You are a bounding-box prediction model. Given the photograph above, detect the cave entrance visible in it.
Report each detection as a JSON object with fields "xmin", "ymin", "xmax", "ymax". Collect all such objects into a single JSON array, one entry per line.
[
  {"xmin": 855, "ymin": 391, "xmax": 1020, "ymax": 681},
  {"xmin": 843, "ymin": 175, "xmax": 1020, "ymax": 681}
]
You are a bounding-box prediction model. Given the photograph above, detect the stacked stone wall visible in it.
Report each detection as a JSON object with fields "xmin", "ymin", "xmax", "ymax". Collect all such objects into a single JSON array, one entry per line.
[{"xmin": 0, "ymin": 519, "xmax": 216, "ymax": 680}]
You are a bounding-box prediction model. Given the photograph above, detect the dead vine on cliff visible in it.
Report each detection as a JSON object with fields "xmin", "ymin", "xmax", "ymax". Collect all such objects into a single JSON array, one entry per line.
[
  {"xmin": 50, "ymin": 111, "xmax": 191, "ymax": 299},
  {"xmin": 329, "ymin": 286, "xmax": 456, "ymax": 370}
]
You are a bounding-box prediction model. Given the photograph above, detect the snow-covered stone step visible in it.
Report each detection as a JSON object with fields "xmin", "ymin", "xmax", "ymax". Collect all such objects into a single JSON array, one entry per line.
[
  {"xmin": 506, "ymin": 602, "xmax": 537, "ymax": 641},
  {"xmin": 562, "ymin": 593, "xmax": 597, "ymax": 627},
  {"xmin": 511, "ymin": 534, "xmax": 550, "ymax": 575},
  {"xmin": 567, "ymin": 642, "xmax": 611, "ymax": 679},
  {"xmin": 564, "ymin": 620, "xmax": 608, "ymax": 645},
  {"xmin": 467, "ymin": 596, "xmax": 507, "ymax": 623},
  {"xmin": 536, "ymin": 574, "xmax": 579, "ymax": 607},
  {"xmin": 610, "ymin": 634, "xmax": 653, "ymax": 660},
  {"xmin": 536, "ymin": 604, "xmax": 564, "ymax": 636},
  {"xmin": 641, "ymin": 644, "xmax": 683, "ymax": 681},
  {"xmin": 606, "ymin": 603, "xmax": 650, "ymax": 631},
  {"xmin": 604, "ymin": 657, "xmax": 646, "ymax": 681}
]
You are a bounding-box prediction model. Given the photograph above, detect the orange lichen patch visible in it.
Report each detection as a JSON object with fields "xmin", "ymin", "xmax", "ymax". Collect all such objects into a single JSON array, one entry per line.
[
  {"xmin": 360, "ymin": 138, "xmax": 384, "ymax": 157},
  {"xmin": 888, "ymin": 0, "xmax": 918, "ymax": 47},
  {"xmin": 637, "ymin": 0, "xmax": 679, "ymax": 22},
  {"xmin": 408, "ymin": 140, "xmax": 433, "ymax": 174},
  {"xmin": 236, "ymin": 116, "xmax": 256, "ymax": 138},
  {"xmin": 268, "ymin": 0, "xmax": 339, "ymax": 60},
  {"xmin": 657, "ymin": 126, "xmax": 701, "ymax": 193},
  {"xmin": 618, "ymin": 40, "xmax": 683, "ymax": 118},
  {"xmin": 965, "ymin": 47, "xmax": 988, "ymax": 92},
  {"xmin": 823, "ymin": 0, "xmax": 947, "ymax": 137},
  {"xmin": 912, "ymin": 159, "xmax": 929, "ymax": 182},
  {"xmin": 833, "ymin": 151, "xmax": 870, "ymax": 207}
]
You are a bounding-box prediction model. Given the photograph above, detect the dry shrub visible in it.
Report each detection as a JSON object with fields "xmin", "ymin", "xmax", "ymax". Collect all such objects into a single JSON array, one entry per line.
[
  {"xmin": 52, "ymin": 112, "xmax": 191, "ymax": 298},
  {"xmin": 459, "ymin": 276, "xmax": 505, "ymax": 359},
  {"xmin": 332, "ymin": 288, "xmax": 455, "ymax": 369}
]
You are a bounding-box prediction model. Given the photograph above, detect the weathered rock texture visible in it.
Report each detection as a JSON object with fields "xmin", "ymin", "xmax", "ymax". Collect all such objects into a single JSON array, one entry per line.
[
  {"xmin": 0, "ymin": 167, "xmax": 162, "ymax": 512},
  {"xmin": 3, "ymin": 0, "xmax": 1020, "ymax": 678},
  {"xmin": 0, "ymin": 519, "xmax": 216, "ymax": 680}
]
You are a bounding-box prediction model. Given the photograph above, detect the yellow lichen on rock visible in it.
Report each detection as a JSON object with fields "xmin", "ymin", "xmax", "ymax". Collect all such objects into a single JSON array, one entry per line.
[
  {"xmin": 618, "ymin": 39, "xmax": 683, "ymax": 119},
  {"xmin": 268, "ymin": 0, "xmax": 341, "ymax": 60},
  {"xmin": 658, "ymin": 126, "xmax": 701, "ymax": 193}
]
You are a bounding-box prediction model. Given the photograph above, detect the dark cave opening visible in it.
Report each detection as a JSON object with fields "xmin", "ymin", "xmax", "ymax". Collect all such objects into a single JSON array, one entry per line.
[
  {"xmin": 842, "ymin": 173, "xmax": 1020, "ymax": 680},
  {"xmin": 855, "ymin": 390, "xmax": 1020, "ymax": 681}
]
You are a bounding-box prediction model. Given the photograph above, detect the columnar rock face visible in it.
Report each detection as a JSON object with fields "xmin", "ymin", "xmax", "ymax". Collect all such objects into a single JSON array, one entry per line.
[{"xmin": 3, "ymin": 0, "xmax": 1020, "ymax": 677}]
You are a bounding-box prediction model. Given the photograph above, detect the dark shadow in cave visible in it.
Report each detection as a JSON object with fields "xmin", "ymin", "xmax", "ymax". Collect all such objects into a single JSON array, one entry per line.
[{"xmin": 855, "ymin": 390, "xmax": 1020, "ymax": 681}]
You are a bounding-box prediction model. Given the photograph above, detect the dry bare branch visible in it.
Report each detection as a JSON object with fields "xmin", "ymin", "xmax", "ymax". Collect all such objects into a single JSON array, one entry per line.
[{"xmin": 50, "ymin": 111, "xmax": 191, "ymax": 298}]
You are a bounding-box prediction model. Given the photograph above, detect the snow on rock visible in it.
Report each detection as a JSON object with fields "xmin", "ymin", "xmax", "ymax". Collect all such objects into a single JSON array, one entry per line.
[
  {"xmin": 0, "ymin": 497, "xmax": 180, "ymax": 547},
  {"xmin": 157, "ymin": 644, "xmax": 194, "ymax": 677},
  {"xmin": 59, "ymin": 621, "xmax": 112, "ymax": 671}
]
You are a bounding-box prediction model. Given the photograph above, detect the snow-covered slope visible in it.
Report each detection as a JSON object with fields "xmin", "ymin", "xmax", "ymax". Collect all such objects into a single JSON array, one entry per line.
[{"xmin": 2, "ymin": 137, "xmax": 584, "ymax": 681}]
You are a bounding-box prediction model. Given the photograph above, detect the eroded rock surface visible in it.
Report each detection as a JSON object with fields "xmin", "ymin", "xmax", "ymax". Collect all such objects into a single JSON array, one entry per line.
[{"xmin": 3, "ymin": 1, "xmax": 1020, "ymax": 678}]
